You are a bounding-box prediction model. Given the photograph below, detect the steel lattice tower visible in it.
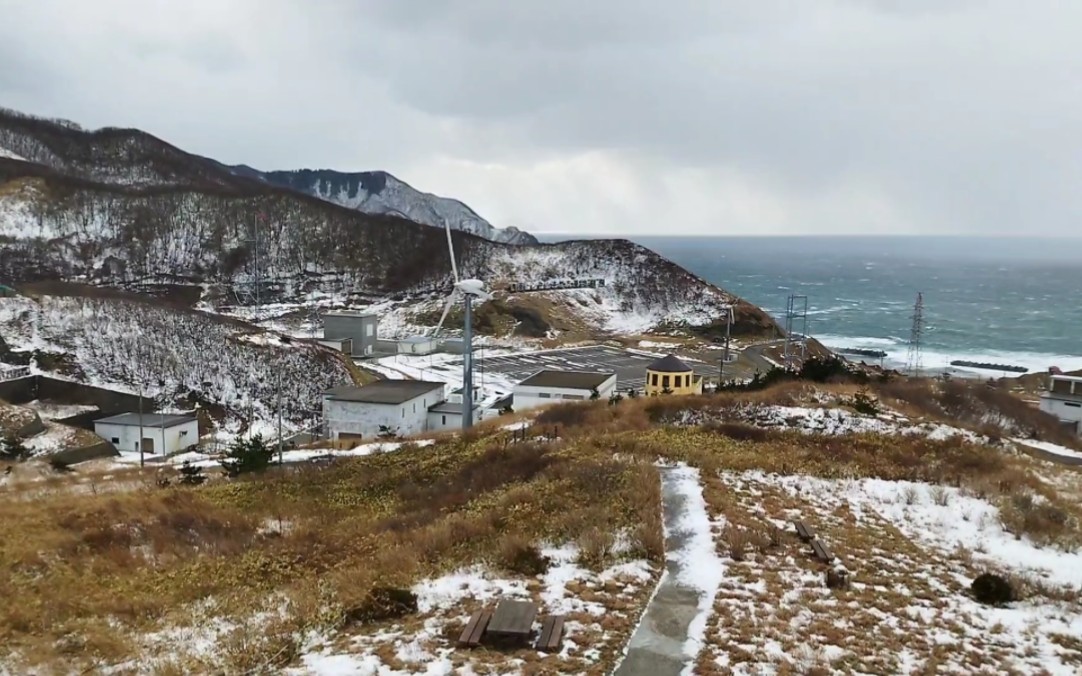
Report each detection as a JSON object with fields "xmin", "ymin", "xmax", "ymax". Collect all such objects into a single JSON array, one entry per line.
[{"xmin": 906, "ymin": 292, "xmax": 924, "ymax": 377}]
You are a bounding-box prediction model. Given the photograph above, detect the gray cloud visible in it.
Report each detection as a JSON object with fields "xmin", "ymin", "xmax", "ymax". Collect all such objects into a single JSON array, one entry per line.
[{"xmin": 1, "ymin": 0, "xmax": 1080, "ymax": 236}]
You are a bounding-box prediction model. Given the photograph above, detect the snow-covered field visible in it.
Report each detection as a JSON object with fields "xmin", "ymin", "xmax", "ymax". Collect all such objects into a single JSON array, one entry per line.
[
  {"xmin": 292, "ymin": 545, "xmax": 656, "ymax": 675},
  {"xmin": 697, "ymin": 470, "xmax": 1082, "ymax": 674},
  {"xmin": 107, "ymin": 439, "xmax": 437, "ymax": 470},
  {"xmin": 670, "ymin": 403, "xmax": 992, "ymax": 443},
  {"xmin": 1015, "ymin": 438, "xmax": 1082, "ymax": 461},
  {"xmin": 22, "ymin": 420, "xmax": 83, "ymax": 455}
]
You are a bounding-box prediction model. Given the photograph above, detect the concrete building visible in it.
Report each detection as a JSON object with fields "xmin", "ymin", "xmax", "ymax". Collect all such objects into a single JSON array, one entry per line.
[
  {"xmin": 93, "ymin": 413, "xmax": 199, "ymax": 455},
  {"xmin": 323, "ymin": 380, "xmax": 446, "ymax": 440},
  {"xmin": 397, "ymin": 335, "xmax": 439, "ymax": 355},
  {"xmin": 513, "ymin": 371, "xmax": 617, "ymax": 411},
  {"xmin": 427, "ymin": 401, "xmax": 478, "ymax": 432},
  {"xmin": 645, "ymin": 354, "xmax": 703, "ymax": 396},
  {"xmin": 323, "ymin": 312, "xmax": 379, "ymax": 357},
  {"xmin": 1040, "ymin": 374, "xmax": 1082, "ymax": 436}
]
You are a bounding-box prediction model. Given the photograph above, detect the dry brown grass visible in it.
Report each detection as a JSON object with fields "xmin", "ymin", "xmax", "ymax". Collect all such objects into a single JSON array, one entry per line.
[{"xmin": 0, "ymin": 434, "xmax": 659, "ymax": 672}]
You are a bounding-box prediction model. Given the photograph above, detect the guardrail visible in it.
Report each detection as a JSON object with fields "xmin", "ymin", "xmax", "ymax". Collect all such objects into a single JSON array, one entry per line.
[{"xmin": 0, "ymin": 365, "xmax": 31, "ymax": 382}]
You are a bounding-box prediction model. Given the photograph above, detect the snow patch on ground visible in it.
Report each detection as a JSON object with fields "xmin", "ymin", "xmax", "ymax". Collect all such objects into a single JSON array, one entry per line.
[
  {"xmin": 701, "ymin": 470, "xmax": 1082, "ymax": 674},
  {"xmin": 1014, "ymin": 438, "xmax": 1082, "ymax": 461},
  {"xmin": 293, "ymin": 546, "xmax": 657, "ymax": 675},
  {"xmin": 666, "ymin": 464, "xmax": 726, "ymax": 669},
  {"xmin": 675, "ymin": 403, "xmax": 989, "ymax": 443},
  {"xmin": 106, "ymin": 439, "xmax": 436, "ymax": 470},
  {"xmin": 19, "ymin": 399, "xmax": 99, "ymax": 421},
  {"xmin": 0, "ymin": 145, "xmax": 25, "ymax": 161},
  {"xmin": 22, "ymin": 421, "xmax": 81, "ymax": 455}
]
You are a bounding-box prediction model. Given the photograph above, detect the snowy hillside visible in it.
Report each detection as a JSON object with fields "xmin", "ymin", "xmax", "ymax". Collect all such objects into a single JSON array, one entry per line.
[
  {"xmin": 234, "ymin": 167, "xmax": 537, "ymax": 245},
  {"xmin": 0, "ymin": 294, "xmax": 353, "ymax": 431}
]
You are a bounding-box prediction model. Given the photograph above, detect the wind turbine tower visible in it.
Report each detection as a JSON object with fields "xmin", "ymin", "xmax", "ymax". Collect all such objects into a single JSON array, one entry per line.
[{"xmin": 430, "ymin": 222, "xmax": 492, "ymax": 429}]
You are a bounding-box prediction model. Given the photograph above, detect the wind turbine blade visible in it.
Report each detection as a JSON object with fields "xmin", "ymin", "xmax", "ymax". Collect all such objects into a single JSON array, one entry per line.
[
  {"xmin": 444, "ymin": 220, "xmax": 459, "ymax": 283},
  {"xmin": 431, "ymin": 293, "xmax": 456, "ymax": 338}
]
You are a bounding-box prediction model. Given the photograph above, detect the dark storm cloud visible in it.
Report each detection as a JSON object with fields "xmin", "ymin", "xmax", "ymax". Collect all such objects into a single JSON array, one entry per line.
[{"xmin": 1, "ymin": 0, "xmax": 1079, "ymax": 236}]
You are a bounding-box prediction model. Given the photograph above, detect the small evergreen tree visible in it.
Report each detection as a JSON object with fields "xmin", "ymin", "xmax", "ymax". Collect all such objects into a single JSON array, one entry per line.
[
  {"xmin": 0, "ymin": 431, "xmax": 31, "ymax": 462},
  {"xmin": 608, "ymin": 391, "xmax": 624, "ymax": 406},
  {"xmin": 376, "ymin": 425, "xmax": 399, "ymax": 440},
  {"xmin": 849, "ymin": 387, "xmax": 881, "ymax": 416},
  {"xmin": 220, "ymin": 434, "xmax": 273, "ymax": 478},
  {"xmin": 178, "ymin": 460, "xmax": 207, "ymax": 486}
]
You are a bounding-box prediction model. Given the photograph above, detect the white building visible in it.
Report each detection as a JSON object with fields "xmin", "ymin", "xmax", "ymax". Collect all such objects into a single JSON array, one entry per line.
[
  {"xmin": 427, "ymin": 402, "xmax": 476, "ymax": 432},
  {"xmin": 93, "ymin": 413, "xmax": 199, "ymax": 454},
  {"xmin": 323, "ymin": 380, "xmax": 446, "ymax": 441},
  {"xmin": 513, "ymin": 371, "xmax": 617, "ymax": 412},
  {"xmin": 397, "ymin": 335, "xmax": 439, "ymax": 355},
  {"xmin": 1040, "ymin": 374, "xmax": 1082, "ymax": 436}
]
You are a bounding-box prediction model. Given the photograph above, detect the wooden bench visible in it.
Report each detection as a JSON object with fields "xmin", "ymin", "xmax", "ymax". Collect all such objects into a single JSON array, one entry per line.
[
  {"xmin": 535, "ymin": 615, "xmax": 566, "ymax": 652},
  {"xmin": 810, "ymin": 538, "xmax": 834, "ymax": 564},
  {"xmin": 793, "ymin": 519, "xmax": 815, "ymax": 542},
  {"xmin": 457, "ymin": 609, "xmax": 492, "ymax": 648}
]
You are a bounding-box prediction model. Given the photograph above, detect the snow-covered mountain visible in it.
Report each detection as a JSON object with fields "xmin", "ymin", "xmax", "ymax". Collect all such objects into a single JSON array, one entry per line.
[
  {"xmin": 0, "ymin": 106, "xmax": 776, "ymax": 337},
  {"xmin": 0, "ymin": 107, "xmax": 533, "ymax": 244},
  {"xmin": 225, "ymin": 167, "xmax": 537, "ymax": 245}
]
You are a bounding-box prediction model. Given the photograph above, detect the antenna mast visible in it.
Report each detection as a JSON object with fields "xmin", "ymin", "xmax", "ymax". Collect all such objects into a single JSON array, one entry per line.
[{"xmin": 906, "ymin": 292, "xmax": 924, "ymax": 377}]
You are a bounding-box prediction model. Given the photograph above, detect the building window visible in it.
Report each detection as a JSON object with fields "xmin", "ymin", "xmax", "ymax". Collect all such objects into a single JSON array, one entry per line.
[
  {"xmin": 366, "ymin": 324, "xmax": 374, "ymax": 337},
  {"xmin": 662, "ymin": 375, "xmax": 670, "ymax": 389},
  {"xmin": 442, "ymin": 415, "xmax": 447, "ymax": 425},
  {"xmin": 111, "ymin": 437, "xmax": 120, "ymax": 444},
  {"xmin": 402, "ymin": 407, "xmax": 406, "ymax": 418},
  {"xmin": 539, "ymin": 393, "xmax": 552, "ymax": 399},
  {"xmin": 651, "ymin": 373, "xmax": 658, "ymax": 387},
  {"xmin": 1066, "ymin": 402, "xmax": 1082, "ymax": 408},
  {"xmin": 413, "ymin": 402, "xmax": 417, "ymax": 413}
]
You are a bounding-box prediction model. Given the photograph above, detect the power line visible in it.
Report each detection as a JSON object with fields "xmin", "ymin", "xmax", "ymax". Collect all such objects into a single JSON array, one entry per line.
[{"xmin": 906, "ymin": 292, "xmax": 924, "ymax": 377}]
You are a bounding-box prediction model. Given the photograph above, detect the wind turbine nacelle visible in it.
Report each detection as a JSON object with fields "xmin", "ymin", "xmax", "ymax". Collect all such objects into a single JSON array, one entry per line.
[{"xmin": 456, "ymin": 279, "xmax": 489, "ymax": 297}]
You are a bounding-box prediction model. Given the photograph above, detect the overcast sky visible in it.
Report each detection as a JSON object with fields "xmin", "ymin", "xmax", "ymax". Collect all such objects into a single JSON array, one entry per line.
[{"xmin": 1, "ymin": 0, "xmax": 1080, "ymax": 237}]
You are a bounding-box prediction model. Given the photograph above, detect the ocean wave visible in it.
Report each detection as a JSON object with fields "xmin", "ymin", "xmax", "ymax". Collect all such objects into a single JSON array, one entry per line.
[{"xmin": 815, "ymin": 333, "xmax": 1082, "ymax": 374}]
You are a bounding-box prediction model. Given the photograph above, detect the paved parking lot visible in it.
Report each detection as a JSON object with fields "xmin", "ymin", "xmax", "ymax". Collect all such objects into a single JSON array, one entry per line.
[{"xmin": 470, "ymin": 345, "xmax": 718, "ymax": 391}]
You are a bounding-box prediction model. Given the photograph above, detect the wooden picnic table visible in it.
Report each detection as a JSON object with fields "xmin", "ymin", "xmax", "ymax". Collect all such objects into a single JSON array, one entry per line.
[{"xmin": 486, "ymin": 599, "xmax": 538, "ymax": 644}]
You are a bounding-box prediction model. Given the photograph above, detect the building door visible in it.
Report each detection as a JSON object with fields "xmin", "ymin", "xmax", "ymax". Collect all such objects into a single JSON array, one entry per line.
[{"xmin": 142, "ymin": 437, "xmax": 155, "ymax": 453}]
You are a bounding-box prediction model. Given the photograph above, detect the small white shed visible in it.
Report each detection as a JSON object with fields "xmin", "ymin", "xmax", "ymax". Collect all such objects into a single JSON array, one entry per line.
[
  {"xmin": 397, "ymin": 335, "xmax": 439, "ymax": 355},
  {"xmin": 513, "ymin": 371, "xmax": 617, "ymax": 411},
  {"xmin": 93, "ymin": 413, "xmax": 199, "ymax": 455}
]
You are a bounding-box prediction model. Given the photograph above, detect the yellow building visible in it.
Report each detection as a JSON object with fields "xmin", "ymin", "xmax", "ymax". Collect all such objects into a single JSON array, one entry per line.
[{"xmin": 645, "ymin": 354, "xmax": 703, "ymax": 396}]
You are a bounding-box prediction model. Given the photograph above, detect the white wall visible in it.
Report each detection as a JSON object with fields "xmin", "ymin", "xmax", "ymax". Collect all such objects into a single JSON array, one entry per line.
[
  {"xmin": 324, "ymin": 387, "xmax": 443, "ymax": 440},
  {"xmin": 95, "ymin": 420, "xmax": 199, "ymax": 454},
  {"xmin": 428, "ymin": 410, "xmax": 464, "ymax": 432},
  {"xmin": 1040, "ymin": 395, "xmax": 1082, "ymax": 427},
  {"xmin": 513, "ymin": 376, "xmax": 617, "ymax": 412}
]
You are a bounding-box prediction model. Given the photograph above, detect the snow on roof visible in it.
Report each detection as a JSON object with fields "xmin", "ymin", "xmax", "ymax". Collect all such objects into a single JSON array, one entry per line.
[{"xmin": 95, "ymin": 413, "xmax": 197, "ymax": 428}]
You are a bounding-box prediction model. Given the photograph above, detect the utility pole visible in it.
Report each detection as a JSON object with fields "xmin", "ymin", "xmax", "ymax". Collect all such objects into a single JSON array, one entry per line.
[
  {"xmin": 137, "ymin": 380, "xmax": 145, "ymax": 468},
  {"xmin": 718, "ymin": 305, "xmax": 733, "ymax": 387},
  {"xmin": 276, "ymin": 370, "xmax": 283, "ymax": 465}
]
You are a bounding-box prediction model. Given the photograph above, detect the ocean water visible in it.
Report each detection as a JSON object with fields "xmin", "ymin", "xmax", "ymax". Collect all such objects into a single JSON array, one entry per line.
[{"xmin": 546, "ymin": 235, "xmax": 1082, "ymax": 374}]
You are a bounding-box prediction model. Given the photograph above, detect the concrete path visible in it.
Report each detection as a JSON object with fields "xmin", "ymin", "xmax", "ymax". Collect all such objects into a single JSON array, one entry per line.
[{"xmin": 612, "ymin": 466, "xmax": 715, "ymax": 676}]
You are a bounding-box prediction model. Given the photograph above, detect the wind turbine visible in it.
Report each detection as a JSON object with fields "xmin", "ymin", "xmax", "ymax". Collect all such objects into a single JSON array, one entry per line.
[{"xmin": 430, "ymin": 221, "xmax": 491, "ymax": 429}]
